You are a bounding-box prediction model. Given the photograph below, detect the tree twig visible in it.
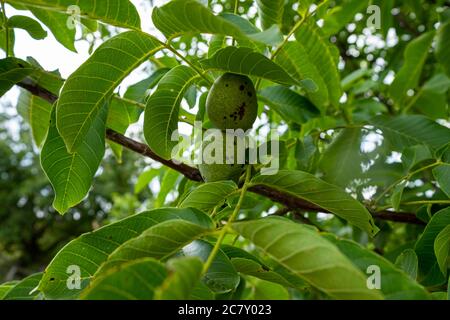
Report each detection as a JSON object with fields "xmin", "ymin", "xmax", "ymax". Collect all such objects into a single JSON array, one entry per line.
[{"xmin": 16, "ymin": 79, "xmax": 425, "ymax": 225}]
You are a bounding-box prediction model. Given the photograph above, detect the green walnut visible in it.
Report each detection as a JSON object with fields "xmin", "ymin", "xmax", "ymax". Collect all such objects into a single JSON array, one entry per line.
[
  {"xmin": 198, "ymin": 162, "xmax": 244, "ymax": 183},
  {"xmin": 198, "ymin": 132, "xmax": 246, "ymax": 182},
  {"xmin": 206, "ymin": 73, "xmax": 258, "ymax": 130}
]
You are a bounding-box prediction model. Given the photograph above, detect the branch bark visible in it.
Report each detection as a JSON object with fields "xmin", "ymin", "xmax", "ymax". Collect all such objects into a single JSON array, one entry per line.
[{"xmin": 16, "ymin": 79, "xmax": 425, "ymax": 225}]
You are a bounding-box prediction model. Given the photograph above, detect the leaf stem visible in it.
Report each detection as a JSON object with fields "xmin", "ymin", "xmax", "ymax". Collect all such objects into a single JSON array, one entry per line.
[
  {"xmin": 271, "ymin": 13, "xmax": 308, "ymax": 60},
  {"xmin": 403, "ymin": 89, "xmax": 423, "ymax": 114},
  {"xmin": 401, "ymin": 200, "xmax": 450, "ymax": 206},
  {"xmin": 373, "ymin": 160, "xmax": 443, "ymax": 206},
  {"xmin": 158, "ymin": 39, "xmax": 213, "ymax": 85},
  {"xmin": 255, "ymin": 11, "xmax": 309, "ymax": 91},
  {"xmin": 232, "ymin": 0, "xmax": 239, "ymax": 46},
  {"xmin": 202, "ymin": 165, "xmax": 252, "ymax": 275},
  {"xmin": 1, "ymin": 0, "xmax": 9, "ymax": 57}
]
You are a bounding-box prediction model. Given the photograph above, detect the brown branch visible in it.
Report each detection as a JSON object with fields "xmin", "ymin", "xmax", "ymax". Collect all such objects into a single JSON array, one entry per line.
[
  {"xmin": 251, "ymin": 185, "xmax": 424, "ymax": 225},
  {"xmin": 18, "ymin": 78, "xmax": 58, "ymax": 104},
  {"xmin": 16, "ymin": 79, "xmax": 425, "ymax": 225},
  {"xmin": 106, "ymin": 129, "xmax": 203, "ymax": 182},
  {"xmin": 371, "ymin": 210, "xmax": 424, "ymax": 225}
]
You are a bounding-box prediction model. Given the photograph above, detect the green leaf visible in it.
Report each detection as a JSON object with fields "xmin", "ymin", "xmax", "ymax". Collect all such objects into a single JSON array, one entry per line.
[
  {"xmin": 189, "ymin": 282, "xmax": 215, "ymax": 300},
  {"xmin": 7, "ymin": 0, "xmax": 141, "ymax": 30},
  {"xmin": 134, "ymin": 168, "xmax": 159, "ymax": 194},
  {"xmin": 39, "ymin": 207, "xmax": 213, "ymax": 299},
  {"xmin": 341, "ymin": 69, "xmax": 370, "ymax": 91},
  {"xmin": 258, "ymin": 85, "xmax": 320, "ymax": 125},
  {"xmin": 7, "ymin": 15, "xmax": 47, "ymax": 40},
  {"xmin": 256, "ymin": 0, "xmax": 284, "ymax": 30},
  {"xmin": 155, "ymin": 257, "xmax": 203, "ymax": 300},
  {"xmin": 201, "ymin": 47, "xmax": 298, "ymax": 86},
  {"xmin": 28, "ymin": 7, "xmax": 76, "ymax": 52},
  {"xmin": 322, "ymin": 0, "xmax": 369, "ymax": 36},
  {"xmin": 319, "ymin": 128, "xmax": 362, "ymax": 186},
  {"xmin": 182, "ymin": 240, "xmax": 240, "ymax": 293},
  {"xmin": 434, "ymin": 225, "xmax": 450, "ymax": 276},
  {"xmin": 220, "ymin": 13, "xmax": 283, "ymax": 46},
  {"xmin": 16, "ymin": 65, "xmax": 63, "ymax": 147},
  {"xmin": 431, "ymin": 292, "xmax": 448, "ymax": 300},
  {"xmin": 275, "ymin": 42, "xmax": 329, "ymax": 110},
  {"xmin": 3, "ymin": 273, "xmax": 43, "ymax": 300},
  {"xmin": 248, "ymin": 277, "xmax": 290, "ymax": 300},
  {"xmin": 179, "ymin": 181, "xmax": 237, "ymax": 211},
  {"xmin": 95, "ymin": 210, "xmax": 213, "ymax": 275},
  {"xmin": 152, "ymin": 0, "xmax": 262, "ymax": 42},
  {"xmin": 124, "ymin": 68, "xmax": 170, "ymax": 103},
  {"xmin": 81, "ymin": 258, "xmax": 167, "ymax": 300},
  {"xmin": 144, "ymin": 65, "xmax": 199, "ymax": 159},
  {"xmin": 415, "ymin": 207, "xmax": 450, "ymax": 286},
  {"xmin": 57, "ymin": 31, "xmax": 163, "ymax": 152},
  {"xmin": 370, "ymin": 115, "xmax": 450, "ymax": 152},
  {"xmin": 436, "ymin": 21, "xmax": 450, "ymax": 77},
  {"xmin": 295, "ymin": 136, "xmax": 318, "ymax": 172},
  {"xmin": 250, "ymin": 170, "xmax": 379, "ymax": 236},
  {"xmin": 0, "ymin": 57, "xmax": 32, "ymax": 96},
  {"xmin": 106, "ymin": 97, "xmax": 141, "ymax": 160},
  {"xmin": 402, "ymin": 145, "xmax": 433, "ymax": 171},
  {"xmin": 292, "ymin": 20, "xmax": 341, "ymax": 107},
  {"xmin": 41, "ymin": 104, "xmax": 106, "ymax": 214},
  {"xmin": 326, "ymin": 237, "xmax": 429, "ymax": 299},
  {"xmin": 249, "ymin": 24, "xmax": 285, "ymax": 47},
  {"xmin": 297, "ymin": 0, "xmax": 314, "ymax": 15},
  {"xmin": 412, "ymin": 73, "xmax": 450, "ymax": 119},
  {"xmin": 232, "ymin": 217, "xmax": 383, "ymax": 299},
  {"xmin": 229, "ymin": 257, "xmax": 304, "ymax": 289},
  {"xmin": 433, "ymin": 164, "xmax": 450, "ymax": 198},
  {"xmin": 184, "ymin": 84, "xmax": 197, "ymax": 109},
  {"xmin": 0, "ymin": 282, "xmax": 17, "ymax": 299},
  {"xmin": 208, "ymin": 35, "xmax": 226, "ymax": 58},
  {"xmin": 394, "ymin": 249, "xmax": 419, "ymax": 280},
  {"xmin": 155, "ymin": 169, "xmax": 180, "ymax": 207},
  {"xmin": 196, "ymin": 91, "xmax": 207, "ymax": 122},
  {"xmin": 18, "ymin": 89, "xmax": 51, "ymax": 147},
  {"xmin": 391, "ymin": 181, "xmax": 407, "ymax": 212},
  {"xmin": 389, "ymin": 32, "xmax": 435, "ymax": 107},
  {"xmin": 25, "ymin": 58, "xmax": 64, "ymax": 94},
  {"xmin": 376, "ymin": 0, "xmax": 395, "ymax": 38},
  {"xmin": 0, "ymin": 17, "xmax": 15, "ymax": 56}
]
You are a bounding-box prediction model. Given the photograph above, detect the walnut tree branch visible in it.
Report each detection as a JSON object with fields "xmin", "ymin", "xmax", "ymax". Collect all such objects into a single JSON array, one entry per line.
[{"xmin": 16, "ymin": 79, "xmax": 424, "ymax": 225}]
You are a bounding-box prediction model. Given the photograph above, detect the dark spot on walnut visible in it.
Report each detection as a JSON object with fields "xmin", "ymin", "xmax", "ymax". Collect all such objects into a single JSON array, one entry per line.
[
  {"xmin": 247, "ymin": 91, "xmax": 252, "ymax": 97},
  {"xmin": 239, "ymin": 85, "xmax": 245, "ymax": 91},
  {"xmin": 237, "ymin": 103, "xmax": 246, "ymax": 120}
]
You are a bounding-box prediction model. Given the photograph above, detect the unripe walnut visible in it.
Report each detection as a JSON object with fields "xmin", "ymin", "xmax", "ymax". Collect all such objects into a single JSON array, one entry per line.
[
  {"xmin": 206, "ymin": 73, "xmax": 258, "ymax": 130},
  {"xmin": 198, "ymin": 131, "xmax": 246, "ymax": 182}
]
